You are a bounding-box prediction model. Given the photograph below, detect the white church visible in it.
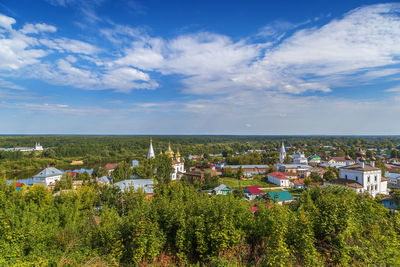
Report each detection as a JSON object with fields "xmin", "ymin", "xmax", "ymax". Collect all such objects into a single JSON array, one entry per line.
[
  {"xmin": 147, "ymin": 139, "xmax": 185, "ymax": 180},
  {"xmin": 324, "ymin": 150, "xmax": 388, "ymax": 197}
]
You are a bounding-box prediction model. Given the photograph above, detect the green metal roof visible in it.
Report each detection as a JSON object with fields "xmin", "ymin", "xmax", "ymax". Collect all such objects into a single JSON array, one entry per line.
[{"xmin": 268, "ymin": 191, "xmax": 294, "ymax": 202}]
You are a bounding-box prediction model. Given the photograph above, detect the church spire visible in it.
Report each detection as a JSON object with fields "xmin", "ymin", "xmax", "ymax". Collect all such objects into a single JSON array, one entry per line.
[
  {"xmin": 147, "ymin": 138, "xmax": 155, "ymax": 159},
  {"xmin": 279, "ymin": 142, "xmax": 286, "ymax": 164}
]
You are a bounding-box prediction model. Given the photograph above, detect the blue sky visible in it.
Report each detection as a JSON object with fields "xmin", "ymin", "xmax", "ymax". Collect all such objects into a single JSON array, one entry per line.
[{"xmin": 0, "ymin": 0, "xmax": 400, "ymax": 134}]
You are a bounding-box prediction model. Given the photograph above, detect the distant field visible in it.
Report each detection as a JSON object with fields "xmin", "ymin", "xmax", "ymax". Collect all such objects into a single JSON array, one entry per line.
[{"xmin": 219, "ymin": 177, "xmax": 278, "ymax": 189}]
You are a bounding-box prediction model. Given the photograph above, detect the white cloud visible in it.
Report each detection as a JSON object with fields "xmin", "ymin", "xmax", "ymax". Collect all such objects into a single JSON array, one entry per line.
[
  {"xmin": 385, "ymin": 86, "xmax": 400, "ymax": 93},
  {"xmin": 40, "ymin": 38, "xmax": 99, "ymax": 54},
  {"xmin": 21, "ymin": 23, "xmax": 57, "ymax": 34},
  {"xmin": 0, "ymin": 14, "xmax": 15, "ymax": 31}
]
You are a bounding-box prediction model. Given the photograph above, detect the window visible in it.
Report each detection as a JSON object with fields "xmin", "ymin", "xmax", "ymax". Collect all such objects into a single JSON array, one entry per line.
[
  {"xmin": 375, "ymin": 185, "xmax": 378, "ymax": 190},
  {"xmin": 375, "ymin": 176, "xmax": 377, "ymax": 182},
  {"xmin": 367, "ymin": 176, "xmax": 370, "ymax": 183},
  {"xmin": 356, "ymin": 176, "xmax": 358, "ymax": 181},
  {"xmin": 345, "ymin": 175, "xmax": 348, "ymax": 179}
]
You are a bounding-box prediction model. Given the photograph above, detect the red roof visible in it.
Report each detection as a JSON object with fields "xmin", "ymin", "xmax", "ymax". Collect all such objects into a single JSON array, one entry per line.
[
  {"xmin": 250, "ymin": 205, "xmax": 258, "ymax": 213},
  {"xmin": 268, "ymin": 172, "xmax": 289, "ymax": 180},
  {"xmin": 246, "ymin": 185, "xmax": 265, "ymax": 194},
  {"xmin": 15, "ymin": 182, "xmax": 24, "ymax": 187},
  {"xmin": 104, "ymin": 163, "xmax": 118, "ymax": 170}
]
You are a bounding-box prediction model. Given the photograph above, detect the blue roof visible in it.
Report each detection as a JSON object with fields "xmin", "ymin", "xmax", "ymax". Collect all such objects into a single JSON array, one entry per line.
[
  {"xmin": 213, "ymin": 184, "xmax": 232, "ymax": 191},
  {"xmin": 224, "ymin": 164, "xmax": 269, "ymax": 169},
  {"xmin": 114, "ymin": 179, "xmax": 154, "ymax": 194},
  {"xmin": 268, "ymin": 191, "xmax": 294, "ymax": 202}
]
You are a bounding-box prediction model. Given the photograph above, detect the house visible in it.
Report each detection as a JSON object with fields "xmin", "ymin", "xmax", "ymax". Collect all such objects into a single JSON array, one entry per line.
[
  {"xmin": 268, "ymin": 172, "xmax": 290, "ymax": 187},
  {"xmin": 96, "ymin": 176, "xmax": 113, "ymax": 185},
  {"xmin": 104, "ymin": 163, "xmax": 118, "ymax": 175},
  {"xmin": 293, "ymin": 179, "xmax": 305, "ymax": 189},
  {"xmin": 185, "ymin": 168, "xmax": 217, "ymax": 183},
  {"xmin": 326, "ymin": 156, "xmax": 355, "ymax": 165},
  {"xmin": 212, "ymin": 184, "xmax": 233, "ymax": 195},
  {"xmin": 33, "ymin": 167, "xmax": 63, "ymax": 186},
  {"xmin": 267, "ymin": 191, "xmax": 294, "ymax": 205},
  {"xmin": 308, "ymin": 167, "xmax": 327, "ymax": 177},
  {"xmin": 324, "ymin": 153, "xmax": 388, "ymax": 197},
  {"xmin": 131, "ymin": 160, "xmax": 139, "ymax": 168},
  {"xmin": 223, "ymin": 165, "xmax": 269, "ymax": 177},
  {"xmin": 244, "ymin": 185, "xmax": 266, "ymax": 200},
  {"xmin": 114, "ymin": 179, "xmax": 154, "ymax": 195},
  {"xmin": 307, "ymin": 154, "xmax": 321, "ymax": 164},
  {"xmin": 385, "ymin": 172, "xmax": 400, "ymax": 189}
]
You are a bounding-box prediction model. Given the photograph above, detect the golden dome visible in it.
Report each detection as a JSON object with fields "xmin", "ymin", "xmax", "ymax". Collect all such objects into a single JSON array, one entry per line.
[{"xmin": 165, "ymin": 142, "xmax": 174, "ymax": 158}]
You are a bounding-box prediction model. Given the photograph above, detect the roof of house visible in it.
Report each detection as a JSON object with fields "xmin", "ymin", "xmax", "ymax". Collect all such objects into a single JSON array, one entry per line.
[
  {"xmin": 213, "ymin": 184, "xmax": 232, "ymax": 192},
  {"xmin": 34, "ymin": 167, "xmax": 63, "ymax": 178},
  {"xmin": 328, "ymin": 156, "xmax": 352, "ymax": 162},
  {"xmin": 97, "ymin": 176, "xmax": 113, "ymax": 184},
  {"xmin": 326, "ymin": 178, "xmax": 363, "ymax": 189},
  {"xmin": 224, "ymin": 165, "xmax": 269, "ymax": 169},
  {"xmin": 114, "ymin": 179, "xmax": 154, "ymax": 194},
  {"xmin": 293, "ymin": 178, "xmax": 305, "ymax": 184},
  {"xmin": 268, "ymin": 172, "xmax": 289, "ymax": 180},
  {"xmin": 245, "ymin": 185, "xmax": 265, "ymax": 195},
  {"xmin": 268, "ymin": 191, "xmax": 294, "ymax": 202},
  {"xmin": 308, "ymin": 154, "xmax": 321, "ymax": 160},
  {"xmin": 104, "ymin": 163, "xmax": 118, "ymax": 170},
  {"xmin": 340, "ymin": 163, "xmax": 380, "ymax": 171}
]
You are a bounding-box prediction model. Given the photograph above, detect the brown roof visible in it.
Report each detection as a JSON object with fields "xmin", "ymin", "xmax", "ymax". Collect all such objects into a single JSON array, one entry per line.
[
  {"xmin": 104, "ymin": 163, "xmax": 118, "ymax": 170},
  {"xmin": 328, "ymin": 156, "xmax": 354, "ymax": 162},
  {"xmin": 328, "ymin": 179, "xmax": 363, "ymax": 189},
  {"xmin": 340, "ymin": 163, "xmax": 380, "ymax": 171},
  {"xmin": 381, "ymin": 177, "xmax": 388, "ymax": 182}
]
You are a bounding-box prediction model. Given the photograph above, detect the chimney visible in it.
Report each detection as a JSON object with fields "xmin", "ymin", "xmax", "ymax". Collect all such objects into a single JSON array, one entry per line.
[
  {"xmin": 370, "ymin": 156, "xmax": 376, "ymax": 167},
  {"xmin": 345, "ymin": 155, "xmax": 351, "ymax": 166},
  {"xmin": 360, "ymin": 157, "xmax": 366, "ymax": 168}
]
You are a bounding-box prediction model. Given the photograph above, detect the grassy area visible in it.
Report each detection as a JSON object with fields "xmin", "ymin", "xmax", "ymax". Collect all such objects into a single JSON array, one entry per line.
[{"xmin": 219, "ymin": 177, "xmax": 278, "ymax": 189}]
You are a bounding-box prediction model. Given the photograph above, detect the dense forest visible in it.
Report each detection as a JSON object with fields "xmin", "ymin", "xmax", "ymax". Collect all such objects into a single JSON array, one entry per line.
[
  {"xmin": 1, "ymin": 177, "xmax": 399, "ymax": 266},
  {"xmin": 1, "ymin": 135, "xmax": 400, "ymax": 178}
]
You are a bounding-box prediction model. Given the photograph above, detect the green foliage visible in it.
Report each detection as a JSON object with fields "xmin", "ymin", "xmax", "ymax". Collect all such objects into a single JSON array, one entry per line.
[
  {"xmin": 54, "ymin": 174, "xmax": 73, "ymax": 192},
  {"xmin": 154, "ymin": 154, "xmax": 173, "ymax": 185},
  {"xmin": 111, "ymin": 161, "xmax": 132, "ymax": 183},
  {"xmin": 1, "ymin": 165, "xmax": 400, "ymax": 265}
]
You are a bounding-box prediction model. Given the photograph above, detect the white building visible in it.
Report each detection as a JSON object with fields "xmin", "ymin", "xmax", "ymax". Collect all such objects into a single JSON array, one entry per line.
[
  {"xmin": 165, "ymin": 143, "xmax": 185, "ymax": 180},
  {"xmin": 325, "ymin": 154, "xmax": 388, "ymax": 197},
  {"xmin": 268, "ymin": 172, "xmax": 290, "ymax": 187},
  {"xmin": 34, "ymin": 142, "xmax": 43, "ymax": 151},
  {"xmin": 291, "ymin": 151, "xmax": 308, "ymax": 165},
  {"xmin": 33, "ymin": 167, "xmax": 63, "ymax": 186}
]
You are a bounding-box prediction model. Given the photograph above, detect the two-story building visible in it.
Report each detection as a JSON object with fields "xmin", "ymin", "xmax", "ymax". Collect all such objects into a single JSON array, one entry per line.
[{"xmin": 325, "ymin": 153, "xmax": 388, "ymax": 197}]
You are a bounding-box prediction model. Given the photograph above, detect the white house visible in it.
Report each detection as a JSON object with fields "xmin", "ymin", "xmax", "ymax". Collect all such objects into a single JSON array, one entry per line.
[
  {"xmin": 268, "ymin": 172, "xmax": 290, "ymax": 187},
  {"xmin": 325, "ymin": 154, "xmax": 388, "ymax": 197},
  {"xmin": 33, "ymin": 167, "xmax": 63, "ymax": 186}
]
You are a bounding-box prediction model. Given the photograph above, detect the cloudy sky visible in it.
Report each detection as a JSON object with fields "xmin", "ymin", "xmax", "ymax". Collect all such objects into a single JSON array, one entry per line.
[{"xmin": 0, "ymin": 0, "xmax": 400, "ymax": 134}]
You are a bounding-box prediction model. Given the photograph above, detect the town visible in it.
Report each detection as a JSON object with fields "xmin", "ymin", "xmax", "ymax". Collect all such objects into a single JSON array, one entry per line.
[{"xmin": 7, "ymin": 138, "xmax": 399, "ymax": 210}]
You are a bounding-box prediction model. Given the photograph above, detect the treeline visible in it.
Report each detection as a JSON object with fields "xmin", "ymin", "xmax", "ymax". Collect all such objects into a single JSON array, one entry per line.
[
  {"xmin": 1, "ymin": 178, "xmax": 400, "ymax": 266},
  {"xmin": 0, "ymin": 135, "xmax": 399, "ymax": 159}
]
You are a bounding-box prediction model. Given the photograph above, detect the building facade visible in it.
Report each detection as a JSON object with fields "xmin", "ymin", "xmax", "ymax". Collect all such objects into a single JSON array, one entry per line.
[{"xmin": 325, "ymin": 153, "xmax": 388, "ymax": 197}]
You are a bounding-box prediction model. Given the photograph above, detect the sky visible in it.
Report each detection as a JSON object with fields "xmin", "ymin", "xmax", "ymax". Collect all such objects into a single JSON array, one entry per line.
[{"xmin": 0, "ymin": 0, "xmax": 400, "ymax": 135}]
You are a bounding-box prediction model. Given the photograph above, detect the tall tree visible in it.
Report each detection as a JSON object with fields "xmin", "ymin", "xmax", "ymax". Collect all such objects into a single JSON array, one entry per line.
[{"xmin": 155, "ymin": 154, "xmax": 173, "ymax": 185}]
